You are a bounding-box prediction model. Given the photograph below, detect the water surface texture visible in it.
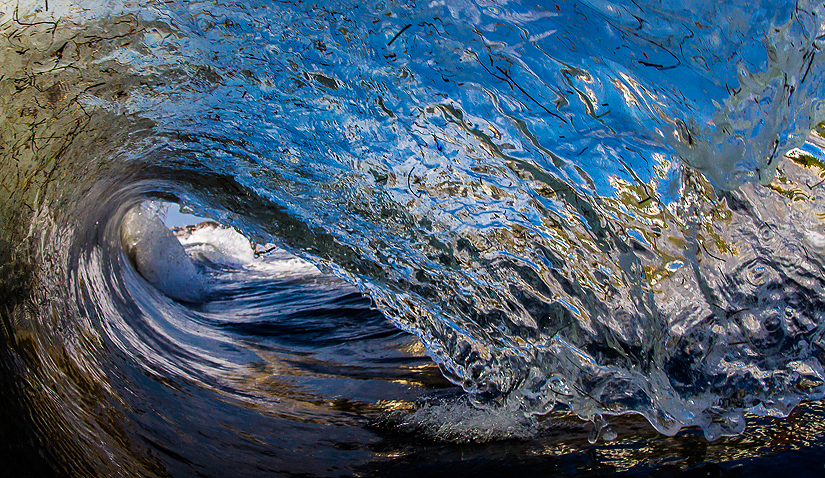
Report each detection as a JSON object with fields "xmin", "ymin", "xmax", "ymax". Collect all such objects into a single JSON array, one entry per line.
[{"xmin": 3, "ymin": 0, "xmax": 825, "ymax": 476}]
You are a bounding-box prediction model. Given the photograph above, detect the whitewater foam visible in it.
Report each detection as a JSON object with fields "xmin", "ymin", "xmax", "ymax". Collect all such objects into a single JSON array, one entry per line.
[
  {"xmin": 375, "ymin": 396, "xmax": 540, "ymax": 443},
  {"xmin": 174, "ymin": 222, "xmax": 323, "ymax": 278}
]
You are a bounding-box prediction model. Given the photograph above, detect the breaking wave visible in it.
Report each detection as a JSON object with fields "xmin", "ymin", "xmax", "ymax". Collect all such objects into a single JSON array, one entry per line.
[{"xmin": 3, "ymin": 0, "xmax": 825, "ymax": 476}]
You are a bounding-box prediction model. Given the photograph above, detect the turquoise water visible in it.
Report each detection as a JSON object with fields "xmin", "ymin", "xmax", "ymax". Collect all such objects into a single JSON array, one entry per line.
[{"xmin": 2, "ymin": 0, "xmax": 825, "ymax": 476}]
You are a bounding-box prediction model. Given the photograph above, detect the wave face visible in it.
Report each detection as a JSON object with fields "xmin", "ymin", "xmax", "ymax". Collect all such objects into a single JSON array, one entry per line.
[{"xmin": 3, "ymin": 0, "xmax": 825, "ymax": 475}]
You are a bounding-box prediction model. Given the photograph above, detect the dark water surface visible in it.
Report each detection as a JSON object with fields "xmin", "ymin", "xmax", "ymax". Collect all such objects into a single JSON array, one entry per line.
[{"xmin": 3, "ymin": 0, "xmax": 825, "ymax": 476}]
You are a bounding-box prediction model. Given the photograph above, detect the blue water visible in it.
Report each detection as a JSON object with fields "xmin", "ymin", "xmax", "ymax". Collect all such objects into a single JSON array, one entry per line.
[{"xmin": 2, "ymin": 0, "xmax": 825, "ymax": 476}]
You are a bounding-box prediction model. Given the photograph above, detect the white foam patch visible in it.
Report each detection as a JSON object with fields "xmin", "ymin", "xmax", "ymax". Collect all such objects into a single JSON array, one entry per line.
[
  {"xmin": 176, "ymin": 224, "xmax": 256, "ymax": 267},
  {"xmin": 175, "ymin": 224, "xmax": 322, "ymax": 278},
  {"xmin": 380, "ymin": 398, "xmax": 538, "ymax": 443},
  {"xmin": 120, "ymin": 206, "xmax": 208, "ymax": 302}
]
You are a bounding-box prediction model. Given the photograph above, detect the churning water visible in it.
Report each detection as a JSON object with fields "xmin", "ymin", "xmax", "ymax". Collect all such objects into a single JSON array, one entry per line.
[{"xmin": 3, "ymin": 0, "xmax": 825, "ymax": 476}]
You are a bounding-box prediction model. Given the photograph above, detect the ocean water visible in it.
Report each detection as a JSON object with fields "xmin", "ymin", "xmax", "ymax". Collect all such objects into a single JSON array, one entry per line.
[{"xmin": 2, "ymin": 0, "xmax": 825, "ymax": 476}]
